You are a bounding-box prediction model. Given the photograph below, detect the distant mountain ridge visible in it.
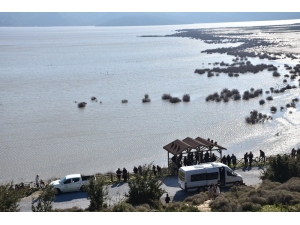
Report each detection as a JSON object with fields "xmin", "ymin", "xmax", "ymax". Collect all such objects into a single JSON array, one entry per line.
[{"xmin": 1, "ymin": 12, "xmax": 300, "ymax": 27}]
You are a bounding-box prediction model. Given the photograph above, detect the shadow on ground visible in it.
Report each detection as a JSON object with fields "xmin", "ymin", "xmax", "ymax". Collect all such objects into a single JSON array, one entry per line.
[{"xmin": 54, "ymin": 191, "xmax": 87, "ymax": 203}]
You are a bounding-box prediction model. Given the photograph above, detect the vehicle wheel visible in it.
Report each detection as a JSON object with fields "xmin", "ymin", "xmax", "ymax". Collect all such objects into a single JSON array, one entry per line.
[
  {"xmin": 55, "ymin": 188, "xmax": 61, "ymax": 195},
  {"xmin": 79, "ymin": 186, "xmax": 83, "ymax": 191}
]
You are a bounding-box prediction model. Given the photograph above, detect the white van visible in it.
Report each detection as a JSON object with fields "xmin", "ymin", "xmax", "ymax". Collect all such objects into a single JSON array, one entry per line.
[{"xmin": 178, "ymin": 162, "xmax": 243, "ymax": 191}]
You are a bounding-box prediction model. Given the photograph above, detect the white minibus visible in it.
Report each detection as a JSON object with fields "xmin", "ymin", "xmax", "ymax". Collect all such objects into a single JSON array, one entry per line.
[{"xmin": 178, "ymin": 162, "xmax": 243, "ymax": 191}]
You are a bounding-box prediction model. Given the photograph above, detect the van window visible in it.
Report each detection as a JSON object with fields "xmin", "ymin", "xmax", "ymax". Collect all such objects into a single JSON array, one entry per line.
[
  {"xmin": 207, "ymin": 172, "xmax": 218, "ymax": 180},
  {"xmin": 191, "ymin": 173, "xmax": 206, "ymax": 182},
  {"xmin": 178, "ymin": 170, "xmax": 185, "ymax": 182}
]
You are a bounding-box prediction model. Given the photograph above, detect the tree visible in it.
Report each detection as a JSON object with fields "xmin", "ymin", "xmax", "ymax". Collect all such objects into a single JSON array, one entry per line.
[
  {"xmin": 84, "ymin": 177, "xmax": 109, "ymax": 211},
  {"xmin": 0, "ymin": 182, "xmax": 22, "ymax": 212},
  {"xmin": 31, "ymin": 185, "xmax": 56, "ymax": 212},
  {"xmin": 126, "ymin": 163, "xmax": 165, "ymax": 206},
  {"xmin": 260, "ymin": 154, "xmax": 300, "ymax": 183}
]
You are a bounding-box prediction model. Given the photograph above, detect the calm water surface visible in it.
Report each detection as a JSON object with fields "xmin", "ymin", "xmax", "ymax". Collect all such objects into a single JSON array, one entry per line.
[{"xmin": 1, "ymin": 20, "xmax": 300, "ymax": 184}]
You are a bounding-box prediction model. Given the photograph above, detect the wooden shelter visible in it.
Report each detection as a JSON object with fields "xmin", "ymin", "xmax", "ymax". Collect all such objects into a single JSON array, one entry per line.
[{"xmin": 163, "ymin": 137, "xmax": 227, "ymax": 173}]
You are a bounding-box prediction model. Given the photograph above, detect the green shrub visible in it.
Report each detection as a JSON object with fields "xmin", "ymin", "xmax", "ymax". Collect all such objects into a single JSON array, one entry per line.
[
  {"xmin": 126, "ymin": 163, "xmax": 165, "ymax": 206},
  {"xmin": 274, "ymin": 177, "xmax": 300, "ymax": 192},
  {"xmin": 210, "ymin": 195, "xmax": 241, "ymax": 212},
  {"xmin": 31, "ymin": 185, "xmax": 56, "ymax": 212},
  {"xmin": 84, "ymin": 177, "xmax": 109, "ymax": 211},
  {"xmin": 184, "ymin": 192, "xmax": 208, "ymax": 206},
  {"xmin": 0, "ymin": 183, "xmax": 23, "ymax": 212},
  {"xmin": 112, "ymin": 201, "xmax": 136, "ymax": 212},
  {"xmin": 260, "ymin": 155, "xmax": 300, "ymax": 183},
  {"xmin": 135, "ymin": 204, "xmax": 151, "ymax": 212},
  {"xmin": 182, "ymin": 94, "xmax": 190, "ymax": 102},
  {"xmin": 162, "ymin": 94, "xmax": 171, "ymax": 100},
  {"xmin": 55, "ymin": 206, "xmax": 85, "ymax": 212}
]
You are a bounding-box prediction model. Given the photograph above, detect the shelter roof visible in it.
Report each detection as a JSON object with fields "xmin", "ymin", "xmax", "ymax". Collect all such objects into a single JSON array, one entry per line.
[
  {"xmin": 182, "ymin": 137, "xmax": 203, "ymax": 149},
  {"xmin": 163, "ymin": 139, "xmax": 192, "ymax": 155},
  {"xmin": 195, "ymin": 137, "xmax": 227, "ymax": 150}
]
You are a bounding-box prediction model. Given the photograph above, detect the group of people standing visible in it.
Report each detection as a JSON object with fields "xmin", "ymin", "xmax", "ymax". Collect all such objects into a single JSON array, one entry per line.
[
  {"xmin": 116, "ymin": 164, "xmax": 163, "ymax": 182},
  {"xmin": 35, "ymin": 175, "xmax": 46, "ymax": 188},
  {"xmin": 291, "ymin": 148, "xmax": 300, "ymax": 158},
  {"xmin": 116, "ymin": 168, "xmax": 128, "ymax": 182},
  {"xmin": 244, "ymin": 149, "xmax": 265, "ymax": 167},
  {"xmin": 221, "ymin": 154, "xmax": 237, "ymax": 168},
  {"xmin": 207, "ymin": 183, "xmax": 221, "ymax": 200},
  {"xmin": 173, "ymin": 151, "xmax": 219, "ymax": 168}
]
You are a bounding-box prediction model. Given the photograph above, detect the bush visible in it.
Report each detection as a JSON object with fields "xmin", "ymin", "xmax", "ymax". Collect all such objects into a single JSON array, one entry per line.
[
  {"xmin": 266, "ymin": 96, "xmax": 273, "ymax": 101},
  {"xmin": 206, "ymin": 94, "xmax": 215, "ymax": 101},
  {"xmin": 162, "ymin": 94, "xmax": 171, "ymax": 100},
  {"xmin": 184, "ymin": 192, "xmax": 208, "ymax": 206},
  {"xmin": 270, "ymin": 106, "xmax": 277, "ymax": 113},
  {"xmin": 142, "ymin": 94, "xmax": 151, "ymax": 103},
  {"xmin": 169, "ymin": 97, "xmax": 181, "ymax": 103},
  {"xmin": 31, "ymin": 185, "xmax": 56, "ymax": 212},
  {"xmin": 273, "ymin": 71, "xmax": 280, "ymax": 77},
  {"xmin": 259, "ymin": 99, "xmax": 265, "ymax": 105},
  {"xmin": 0, "ymin": 183, "xmax": 23, "ymax": 212},
  {"xmin": 84, "ymin": 177, "xmax": 109, "ymax": 211},
  {"xmin": 260, "ymin": 155, "xmax": 300, "ymax": 183},
  {"xmin": 233, "ymin": 93, "xmax": 241, "ymax": 100},
  {"xmin": 182, "ymin": 94, "xmax": 190, "ymax": 102},
  {"xmin": 78, "ymin": 102, "xmax": 87, "ymax": 108},
  {"xmin": 126, "ymin": 164, "xmax": 165, "ymax": 206},
  {"xmin": 112, "ymin": 201, "xmax": 136, "ymax": 212}
]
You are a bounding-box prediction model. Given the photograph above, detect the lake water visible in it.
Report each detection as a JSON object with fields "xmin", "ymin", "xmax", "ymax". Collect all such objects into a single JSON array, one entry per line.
[{"xmin": 1, "ymin": 20, "xmax": 300, "ymax": 184}]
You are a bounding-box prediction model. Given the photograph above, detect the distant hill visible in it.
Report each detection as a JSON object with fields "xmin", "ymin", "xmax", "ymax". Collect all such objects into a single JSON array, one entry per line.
[{"xmin": 1, "ymin": 12, "xmax": 300, "ymax": 27}]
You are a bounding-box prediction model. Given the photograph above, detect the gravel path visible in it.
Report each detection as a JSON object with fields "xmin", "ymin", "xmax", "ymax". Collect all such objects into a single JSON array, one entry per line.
[{"xmin": 19, "ymin": 167, "xmax": 263, "ymax": 212}]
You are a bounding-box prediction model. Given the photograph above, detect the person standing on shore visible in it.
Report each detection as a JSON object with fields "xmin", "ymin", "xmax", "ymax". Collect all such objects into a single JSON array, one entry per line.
[
  {"xmin": 122, "ymin": 167, "xmax": 128, "ymax": 182},
  {"xmin": 226, "ymin": 154, "xmax": 231, "ymax": 167},
  {"xmin": 183, "ymin": 156, "xmax": 187, "ymax": 166},
  {"xmin": 157, "ymin": 165, "xmax": 162, "ymax": 176},
  {"xmin": 244, "ymin": 152, "xmax": 249, "ymax": 167},
  {"xmin": 133, "ymin": 166, "xmax": 138, "ymax": 175},
  {"xmin": 116, "ymin": 168, "xmax": 122, "ymax": 182},
  {"xmin": 211, "ymin": 153, "xmax": 216, "ymax": 162},
  {"xmin": 152, "ymin": 165, "xmax": 157, "ymax": 177},
  {"xmin": 35, "ymin": 175, "xmax": 40, "ymax": 188},
  {"xmin": 231, "ymin": 154, "xmax": 237, "ymax": 169},
  {"xmin": 291, "ymin": 148, "xmax": 296, "ymax": 158},
  {"xmin": 259, "ymin": 150, "xmax": 265, "ymax": 163},
  {"xmin": 208, "ymin": 184, "xmax": 214, "ymax": 200},
  {"xmin": 249, "ymin": 151, "xmax": 254, "ymax": 167},
  {"xmin": 204, "ymin": 151, "xmax": 209, "ymax": 162},
  {"xmin": 165, "ymin": 194, "xmax": 170, "ymax": 204},
  {"xmin": 222, "ymin": 155, "xmax": 227, "ymax": 165},
  {"xmin": 138, "ymin": 165, "xmax": 142, "ymax": 175}
]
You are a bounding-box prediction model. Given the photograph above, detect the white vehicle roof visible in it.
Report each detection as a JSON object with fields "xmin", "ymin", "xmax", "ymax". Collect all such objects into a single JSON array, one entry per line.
[
  {"xmin": 180, "ymin": 162, "xmax": 229, "ymax": 172},
  {"xmin": 64, "ymin": 174, "xmax": 81, "ymax": 179}
]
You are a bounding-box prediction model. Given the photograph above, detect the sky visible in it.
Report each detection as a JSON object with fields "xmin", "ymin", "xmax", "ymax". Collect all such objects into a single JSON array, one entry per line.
[{"xmin": 2, "ymin": 0, "xmax": 299, "ymax": 12}]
